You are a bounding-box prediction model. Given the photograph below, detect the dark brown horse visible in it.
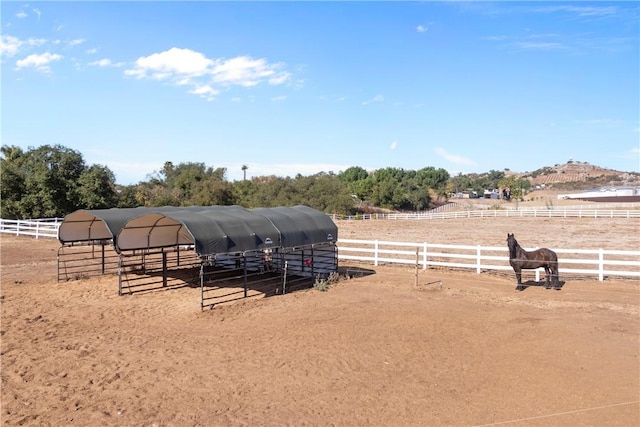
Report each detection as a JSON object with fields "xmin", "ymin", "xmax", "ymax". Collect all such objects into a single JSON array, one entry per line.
[{"xmin": 507, "ymin": 233, "xmax": 560, "ymax": 291}]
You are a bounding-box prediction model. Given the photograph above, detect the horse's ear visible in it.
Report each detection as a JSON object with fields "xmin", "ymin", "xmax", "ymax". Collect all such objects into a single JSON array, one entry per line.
[{"xmin": 507, "ymin": 233, "xmax": 513, "ymax": 238}]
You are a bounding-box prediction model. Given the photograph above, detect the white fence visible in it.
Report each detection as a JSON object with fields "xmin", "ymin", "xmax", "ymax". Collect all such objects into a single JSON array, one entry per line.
[
  {"xmin": 0, "ymin": 218, "xmax": 61, "ymax": 239},
  {"xmin": 337, "ymin": 239, "xmax": 640, "ymax": 282},
  {"xmin": 331, "ymin": 208, "xmax": 640, "ymax": 221},
  {"xmin": 3, "ymin": 217, "xmax": 639, "ymax": 282}
]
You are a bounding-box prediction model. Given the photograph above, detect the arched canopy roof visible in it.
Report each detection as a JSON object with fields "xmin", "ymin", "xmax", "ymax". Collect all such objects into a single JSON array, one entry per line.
[
  {"xmin": 59, "ymin": 205, "xmax": 337, "ymax": 257},
  {"xmin": 58, "ymin": 207, "xmax": 156, "ymax": 244},
  {"xmin": 116, "ymin": 206, "xmax": 282, "ymax": 255},
  {"xmin": 251, "ymin": 205, "xmax": 337, "ymax": 249}
]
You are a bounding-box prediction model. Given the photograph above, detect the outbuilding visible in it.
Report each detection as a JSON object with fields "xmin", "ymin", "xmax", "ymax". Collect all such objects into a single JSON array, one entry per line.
[{"xmin": 57, "ymin": 205, "xmax": 338, "ymax": 309}]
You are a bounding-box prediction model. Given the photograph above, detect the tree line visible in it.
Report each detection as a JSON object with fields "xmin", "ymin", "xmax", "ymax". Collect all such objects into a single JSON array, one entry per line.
[{"xmin": 0, "ymin": 144, "xmax": 530, "ymax": 219}]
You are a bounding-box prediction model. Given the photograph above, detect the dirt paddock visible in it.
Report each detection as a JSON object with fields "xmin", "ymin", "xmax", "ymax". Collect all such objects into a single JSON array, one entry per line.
[{"xmin": 1, "ymin": 215, "xmax": 639, "ymax": 426}]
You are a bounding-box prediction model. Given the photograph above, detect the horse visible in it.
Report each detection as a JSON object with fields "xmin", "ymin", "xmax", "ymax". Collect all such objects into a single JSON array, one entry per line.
[{"xmin": 506, "ymin": 233, "xmax": 560, "ymax": 291}]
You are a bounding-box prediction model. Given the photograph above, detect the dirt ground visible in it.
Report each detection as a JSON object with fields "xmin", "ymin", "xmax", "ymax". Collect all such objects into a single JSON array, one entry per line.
[{"xmin": 1, "ymin": 215, "xmax": 639, "ymax": 426}]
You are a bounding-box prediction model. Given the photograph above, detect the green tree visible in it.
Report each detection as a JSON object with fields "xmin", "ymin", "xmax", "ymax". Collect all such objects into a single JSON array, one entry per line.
[
  {"xmin": 338, "ymin": 166, "xmax": 369, "ymax": 184},
  {"xmin": 191, "ymin": 179, "xmax": 234, "ymax": 206},
  {"xmin": 1, "ymin": 144, "xmax": 120, "ymax": 217},
  {"xmin": 1, "ymin": 144, "xmax": 87, "ymax": 218},
  {"xmin": 366, "ymin": 167, "xmax": 408, "ymax": 209},
  {"xmin": 231, "ymin": 179, "xmax": 259, "ymax": 207},
  {"xmin": 77, "ymin": 164, "xmax": 118, "ymax": 209},
  {"xmin": 0, "ymin": 146, "xmax": 26, "ymax": 218},
  {"xmin": 142, "ymin": 161, "xmax": 229, "ymax": 206},
  {"xmin": 116, "ymin": 185, "xmax": 140, "ymax": 208},
  {"xmin": 498, "ymin": 176, "xmax": 531, "ymax": 200},
  {"xmin": 291, "ymin": 173, "xmax": 353, "ymax": 213}
]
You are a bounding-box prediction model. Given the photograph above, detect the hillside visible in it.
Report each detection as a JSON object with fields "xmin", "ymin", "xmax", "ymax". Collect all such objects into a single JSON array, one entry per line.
[{"xmin": 512, "ymin": 160, "xmax": 640, "ymax": 191}]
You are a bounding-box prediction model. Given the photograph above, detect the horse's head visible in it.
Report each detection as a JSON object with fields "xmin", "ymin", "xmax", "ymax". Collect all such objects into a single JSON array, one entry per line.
[{"xmin": 506, "ymin": 233, "xmax": 518, "ymax": 255}]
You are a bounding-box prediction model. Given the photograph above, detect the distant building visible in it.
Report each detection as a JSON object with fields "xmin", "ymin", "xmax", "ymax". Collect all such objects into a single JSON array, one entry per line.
[{"xmin": 557, "ymin": 187, "xmax": 640, "ymax": 202}]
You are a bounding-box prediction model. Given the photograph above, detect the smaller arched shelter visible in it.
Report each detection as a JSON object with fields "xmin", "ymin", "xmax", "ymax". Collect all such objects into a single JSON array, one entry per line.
[{"xmin": 58, "ymin": 206, "xmax": 154, "ymax": 244}]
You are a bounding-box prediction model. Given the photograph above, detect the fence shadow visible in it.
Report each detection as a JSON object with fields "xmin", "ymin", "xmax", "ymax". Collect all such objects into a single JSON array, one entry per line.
[{"xmin": 339, "ymin": 265, "xmax": 376, "ymax": 279}]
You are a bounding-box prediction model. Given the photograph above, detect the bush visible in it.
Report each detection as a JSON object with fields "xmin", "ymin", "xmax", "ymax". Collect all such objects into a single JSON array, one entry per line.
[{"xmin": 313, "ymin": 272, "xmax": 342, "ymax": 292}]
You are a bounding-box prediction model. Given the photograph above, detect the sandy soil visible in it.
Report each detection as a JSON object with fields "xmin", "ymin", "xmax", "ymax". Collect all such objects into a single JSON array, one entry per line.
[{"xmin": 1, "ymin": 215, "xmax": 639, "ymax": 427}]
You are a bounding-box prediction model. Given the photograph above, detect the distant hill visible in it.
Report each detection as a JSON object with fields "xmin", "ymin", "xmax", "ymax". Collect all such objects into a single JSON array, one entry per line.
[{"xmin": 510, "ymin": 160, "xmax": 640, "ymax": 191}]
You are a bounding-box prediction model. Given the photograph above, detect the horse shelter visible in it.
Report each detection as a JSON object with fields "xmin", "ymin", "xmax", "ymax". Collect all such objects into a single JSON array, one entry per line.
[{"xmin": 57, "ymin": 205, "xmax": 338, "ymax": 309}]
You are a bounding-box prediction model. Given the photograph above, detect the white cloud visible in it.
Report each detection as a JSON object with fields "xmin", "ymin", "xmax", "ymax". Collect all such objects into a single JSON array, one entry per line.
[
  {"xmin": 623, "ymin": 147, "xmax": 640, "ymax": 159},
  {"xmin": 0, "ymin": 35, "xmax": 22, "ymax": 57},
  {"xmin": 33, "ymin": 8, "xmax": 41, "ymax": 21},
  {"xmin": 86, "ymin": 48, "xmax": 98, "ymax": 54},
  {"xmin": 211, "ymin": 56, "xmax": 290, "ymax": 87},
  {"xmin": 435, "ymin": 147, "xmax": 476, "ymax": 166},
  {"xmin": 513, "ymin": 41, "xmax": 565, "ymax": 50},
  {"xmin": 269, "ymin": 71, "xmax": 291, "ymax": 85},
  {"xmin": 271, "ymin": 95, "xmax": 286, "ymax": 102},
  {"xmin": 28, "ymin": 38, "xmax": 47, "ymax": 47},
  {"xmin": 189, "ymin": 84, "xmax": 219, "ymax": 101},
  {"xmin": 0, "ymin": 35, "xmax": 47, "ymax": 58},
  {"xmin": 417, "ymin": 25, "xmax": 427, "ymax": 33},
  {"xmin": 67, "ymin": 38, "xmax": 86, "ymax": 47},
  {"xmin": 16, "ymin": 11, "xmax": 28, "ymax": 19},
  {"xmin": 15, "ymin": 52, "xmax": 62, "ymax": 72},
  {"xmin": 362, "ymin": 94, "xmax": 384, "ymax": 105},
  {"xmin": 126, "ymin": 47, "xmax": 213, "ymax": 79},
  {"xmin": 88, "ymin": 58, "xmax": 125, "ymax": 67},
  {"xmin": 124, "ymin": 47, "xmax": 293, "ymax": 101},
  {"xmin": 534, "ymin": 5, "xmax": 618, "ymax": 18},
  {"xmin": 390, "ymin": 141, "xmax": 398, "ymax": 150}
]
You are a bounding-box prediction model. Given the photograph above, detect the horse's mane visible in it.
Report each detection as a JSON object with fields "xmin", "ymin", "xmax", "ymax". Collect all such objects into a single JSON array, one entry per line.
[{"xmin": 507, "ymin": 234, "xmax": 521, "ymax": 259}]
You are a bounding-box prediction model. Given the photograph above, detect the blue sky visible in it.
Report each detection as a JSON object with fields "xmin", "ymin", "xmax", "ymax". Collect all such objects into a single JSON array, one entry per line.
[{"xmin": 2, "ymin": 1, "xmax": 639, "ymax": 184}]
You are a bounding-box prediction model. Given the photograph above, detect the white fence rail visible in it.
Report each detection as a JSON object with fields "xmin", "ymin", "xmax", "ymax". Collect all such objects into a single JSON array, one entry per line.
[
  {"xmin": 3, "ymin": 218, "xmax": 639, "ymax": 282},
  {"xmin": 337, "ymin": 239, "xmax": 640, "ymax": 282},
  {"xmin": 0, "ymin": 218, "xmax": 61, "ymax": 239},
  {"xmin": 332, "ymin": 208, "xmax": 640, "ymax": 221}
]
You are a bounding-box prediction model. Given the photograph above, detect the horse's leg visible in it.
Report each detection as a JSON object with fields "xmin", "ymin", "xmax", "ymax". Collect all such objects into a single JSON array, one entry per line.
[
  {"xmin": 515, "ymin": 268, "xmax": 523, "ymax": 291},
  {"xmin": 553, "ymin": 264, "xmax": 561, "ymax": 289},
  {"xmin": 544, "ymin": 266, "xmax": 552, "ymax": 289}
]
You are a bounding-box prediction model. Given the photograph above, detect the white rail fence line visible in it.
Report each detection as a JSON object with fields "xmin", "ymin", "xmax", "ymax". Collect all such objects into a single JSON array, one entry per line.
[
  {"xmin": 332, "ymin": 208, "xmax": 640, "ymax": 221},
  {"xmin": 337, "ymin": 239, "xmax": 640, "ymax": 282},
  {"xmin": 3, "ymin": 218, "xmax": 639, "ymax": 282},
  {"xmin": 432, "ymin": 201, "xmax": 640, "ymax": 213},
  {"xmin": 0, "ymin": 218, "xmax": 62, "ymax": 239}
]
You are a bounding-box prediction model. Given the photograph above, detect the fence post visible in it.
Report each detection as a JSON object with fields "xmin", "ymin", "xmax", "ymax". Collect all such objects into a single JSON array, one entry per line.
[
  {"xmin": 16, "ymin": 221, "xmax": 20, "ymax": 236},
  {"xmin": 476, "ymin": 246, "xmax": 481, "ymax": 274},
  {"xmin": 414, "ymin": 248, "xmax": 419, "ymax": 287},
  {"xmin": 599, "ymin": 248, "xmax": 604, "ymax": 281},
  {"xmin": 423, "ymin": 242, "xmax": 428, "ymax": 270},
  {"xmin": 35, "ymin": 221, "xmax": 40, "ymax": 239},
  {"xmin": 374, "ymin": 240, "xmax": 379, "ymax": 267}
]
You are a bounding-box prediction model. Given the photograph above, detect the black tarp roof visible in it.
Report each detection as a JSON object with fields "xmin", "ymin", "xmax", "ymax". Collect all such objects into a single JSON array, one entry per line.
[
  {"xmin": 251, "ymin": 205, "xmax": 337, "ymax": 249},
  {"xmin": 58, "ymin": 205, "xmax": 337, "ymax": 256}
]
